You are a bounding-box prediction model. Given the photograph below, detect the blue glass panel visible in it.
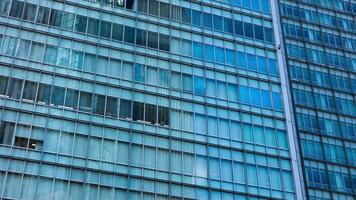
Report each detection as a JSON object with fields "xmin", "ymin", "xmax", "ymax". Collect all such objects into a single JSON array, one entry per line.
[{"xmin": 194, "ymin": 76, "xmax": 205, "ymax": 95}]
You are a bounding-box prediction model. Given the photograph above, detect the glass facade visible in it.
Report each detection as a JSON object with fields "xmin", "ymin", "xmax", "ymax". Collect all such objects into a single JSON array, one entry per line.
[
  {"xmin": 0, "ymin": 0, "xmax": 331, "ymax": 199},
  {"xmin": 280, "ymin": 0, "xmax": 356, "ymax": 199}
]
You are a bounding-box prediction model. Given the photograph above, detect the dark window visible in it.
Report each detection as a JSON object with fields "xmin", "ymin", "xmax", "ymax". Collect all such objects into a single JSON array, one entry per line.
[
  {"xmin": 192, "ymin": 10, "xmax": 201, "ymax": 26},
  {"xmin": 36, "ymin": 6, "xmax": 50, "ymax": 24},
  {"xmin": 203, "ymin": 13, "xmax": 212, "ymax": 29},
  {"xmin": 22, "ymin": 81, "xmax": 37, "ymax": 101},
  {"xmin": 234, "ymin": 20, "xmax": 243, "ymax": 36},
  {"xmin": 244, "ymin": 22, "xmax": 254, "ymax": 38},
  {"xmin": 223, "ymin": 18, "xmax": 233, "ymax": 34},
  {"xmin": 49, "ymin": 10, "xmax": 62, "ymax": 27},
  {"xmin": 158, "ymin": 107, "xmax": 169, "ymax": 126},
  {"xmin": 100, "ymin": 21, "xmax": 112, "ymax": 38},
  {"xmin": 159, "ymin": 2, "xmax": 170, "ymax": 18},
  {"xmin": 65, "ymin": 89, "xmax": 79, "ymax": 109},
  {"xmin": 149, "ymin": 0, "xmax": 158, "ymax": 15},
  {"xmin": 36, "ymin": 84, "xmax": 51, "ymax": 104},
  {"xmin": 23, "ymin": 3, "xmax": 37, "ymax": 21},
  {"xmin": 9, "ymin": 0, "xmax": 24, "ymax": 18},
  {"xmin": 61, "ymin": 13, "xmax": 75, "ymax": 30},
  {"xmin": 147, "ymin": 31, "xmax": 158, "ymax": 49},
  {"xmin": 133, "ymin": 101, "xmax": 144, "ymax": 121},
  {"xmin": 264, "ymin": 27, "xmax": 274, "ymax": 43},
  {"xmin": 137, "ymin": 0, "xmax": 148, "ymax": 13},
  {"xmin": 0, "ymin": 121, "xmax": 14, "ymax": 145},
  {"xmin": 51, "ymin": 87, "xmax": 65, "ymax": 106},
  {"xmin": 136, "ymin": 29, "xmax": 147, "ymax": 46},
  {"xmin": 75, "ymin": 15, "xmax": 87, "ymax": 33},
  {"xmin": 125, "ymin": 0, "xmax": 134, "ymax": 9},
  {"xmin": 182, "ymin": 8, "xmax": 191, "ymax": 23},
  {"xmin": 134, "ymin": 64, "xmax": 145, "ymax": 82},
  {"xmin": 87, "ymin": 18, "xmax": 99, "ymax": 35},
  {"xmin": 254, "ymin": 25, "xmax": 264, "ymax": 40},
  {"xmin": 124, "ymin": 26, "xmax": 135, "ymax": 44},
  {"xmin": 112, "ymin": 24, "xmax": 123, "ymax": 41},
  {"xmin": 14, "ymin": 137, "xmax": 43, "ymax": 150},
  {"xmin": 171, "ymin": 5, "xmax": 180, "ymax": 21},
  {"xmin": 106, "ymin": 96, "xmax": 118, "ymax": 117},
  {"xmin": 119, "ymin": 99, "xmax": 132, "ymax": 119},
  {"xmin": 159, "ymin": 34, "xmax": 170, "ymax": 51},
  {"xmin": 145, "ymin": 104, "xmax": 157, "ymax": 124},
  {"xmin": 93, "ymin": 94, "xmax": 105, "ymax": 115},
  {"xmin": 0, "ymin": 76, "xmax": 8, "ymax": 95},
  {"xmin": 79, "ymin": 92, "xmax": 92, "ymax": 112},
  {"xmin": 0, "ymin": 0, "xmax": 11, "ymax": 15},
  {"xmin": 213, "ymin": 15, "xmax": 222, "ymax": 31},
  {"xmin": 8, "ymin": 78, "xmax": 23, "ymax": 100}
]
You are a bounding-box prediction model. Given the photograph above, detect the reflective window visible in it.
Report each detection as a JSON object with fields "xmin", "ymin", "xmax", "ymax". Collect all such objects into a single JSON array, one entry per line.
[
  {"xmin": 75, "ymin": 15, "xmax": 87, "ymax": 33},
  {"xmin": 106, "ymin": 96, "xmax": 118, "ymax": 117},
  {"xmin": 145, "ymin": 104, "xmax": 157, "ymax": 124},
  {"xmin": 136, "ymin": 29, "xmax": 147, "ymax": 46},
  {"xmin": 100, "ymin": 21, "xmax": 112, "ymax": 38},
  {"xmin": 8, "ymin": 78, "xmax": 23, "ymax": 99},
  {"xmin": 51, "ymin": 86, "xmax": 65, "ymax": 106},
  {"xmin": 194, "ymin": 76, "xmax": 205, "ymax": 95},
  {"xmin": 147, "ymin": 31, "xmax": 158, "ymax": 49},
  {"xmin": 37, "ymin": 84, "xmax": 51, "ymax": 104},
  {"xmin": 134, "ymin": 64, "xmax": 145, "ymax": 82},
  {"xmin": 0, "ymin": 122, "xmax": 14, "ymax": 145},
  {"xmin": 65, "ymin": 89, "xmax": 79, "ymax": 109},
  {"xmin": 22, "ymin": 81, "xmax": 37, "ymax": 101},
  {"xmin": 112, "ymin": 24, "xmax": 123, "ymax": 41},
  {"xmin": 87, "ymin": 18, "xmax": 99, "ymax": 36},
  {"xmin": 119, "ymin": 99, "xmax": 132, "ymax": 119},
  {"xmin": 79, "ymin": 92, "xmax": 92, "ymax": 112},
  {"xmin": 0, "ymin": 76, "xmax": 8, "ymax": 95},
  {"xmin": 93, "ymin": 94, "xmax": 105, "ymax": 115},
  {"xmin": 23, "ymin": 3, "xmax": 36, "ymax": 21},
  {"xmin": 9, "ymin": 0, "xmax": 24, "ymax": 18},
  {"xmin": 124, "ymin": 27, "xmax": 135, "ymax": 43},
  {"xmin": 133, "ymin": 101, "xmax": 144, "ymax": 121}
]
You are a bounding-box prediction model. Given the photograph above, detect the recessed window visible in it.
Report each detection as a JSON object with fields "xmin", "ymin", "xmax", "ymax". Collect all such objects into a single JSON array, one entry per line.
[
  {"xmin": 36, "ymin": 6, "xmax": 50, "ymax": 24},
  {"xmin": 136, "ymin": 29, "xmax": 147, "ymax": 46},
  {"xmin": 79, "ymin": 92, "xmax": 92, "ymax": 112},
  {"xmin": 133, "ymin": 101, "xmax": 144, "ymax": 121},
  {"xmin": 51, "ymin": 86, "xmax": 65, "ymax": 106},
  {"xmin": 106, "ymin": 96, "xmax": 118, "ymax": 117},
  {"xmin": 9, "ymin": 0, "xmax": 24, "ymax": 18},
  {"xmin": 119, "ymin": 99, "xmax": 132, "ymax": 119},
  {"xmin": 147, "ymin": 31, "xmax": 158, "ymax": 49},
  {"xmin": 23, "ymin": 3, "xmax": 37, "ymax": 21},
  {"xmin": 93, "ymin": 94, "xmax": 105, "ymax": 115},
  {"xmin": 0, "ymin": 76, "xmax": 9, "ymax": 95},
  {"xmin": 158, "ymin": 107, "xmax": 169, "ymax": 126},
  {"xmin": 0, "ymin": 121, "xmax": 14, "ymax": 145},
  {"xmin": 124, "ymin": 26, "xmax": 135, "ymax": 44},
  {"xmin": 14, "ymin": 137, "xmax": 43, "ymax": 150},
  {"xmin": 37, "ymin": 84, "xmax": 51, "ymax": 104},
  {"xmin": 22, "ymin": 81, "xmax": 37, "ymax": 102},
  {"xmin": 8, "ymin": 78, "xmax": 23, "ymax": 100},
  {"xmin": 65, "ymin": 89, "xmax": 79, "ymax": 109},
  {"xmin": 145, "ymin": 104, "xmax": 157, "ymax": 124}
]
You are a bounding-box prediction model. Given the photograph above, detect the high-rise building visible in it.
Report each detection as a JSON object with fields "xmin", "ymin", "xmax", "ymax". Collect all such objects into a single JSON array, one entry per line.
[
  {"xmin": 0, "ymin": 0, "xmax": 353, "ymax": 199},
  {"xmin": 280, "ymin": 0, "xmax": 356, "ymax": 199}
]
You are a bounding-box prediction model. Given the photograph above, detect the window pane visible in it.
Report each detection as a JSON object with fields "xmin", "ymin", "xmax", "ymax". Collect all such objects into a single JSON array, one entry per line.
[
  {"xmin": 122, "ymin": 61, "xmax": 133, "ymax": 80},
  {"xmin": 0, "ymin": 0, "xmax": 11, "ymax": 15},
  {"xmin": 134, "ymin": 64, "xmax": 145, "ymax": 82},
  {"xmin": 250, "ymin": 88, "xmax": 261, "ymax": 106},
  {"xmin": 192, "ymin": 10, "xmax": 201, "ymax": 26},
  {"xmin": 254, "ymin": 25, "xmax": 264, "ymax": 40},
  {"xmin": 49, "ymin": 10, "xmax": 62, "ymax": 27},
  {"xmin": 124, "ymin": 27, "xmax": 135, "ymax": 44},
  {"xmin": 16, "ymin": 39, "xmax": 31, "ymax": 59},
  {"xmin": 79, "ymin": 92, "xmax": 92, "ymax": 112},
  {"xmin": 223, "ymin": 18, "xmax": 233, "ymax": 34},
  {"xmin": 145, "ymin": 104, "xmax": 157, "ymax": 124},
  {"xmin": 204, "ymin": 44, "xmax": 214, "ymax": 62},
  {"xmin": 62, "ymin": 13, "xmax": 75, "ymax": 30},
  {"xmin": 8, "ymin": 78, "xmax": 23, "ymax": 99},
  {"xmin": 22, "ymin": 81, "xmax": 37, "ymax": 101},
  {"xmin": 100, "ymin": 21, "xmax": 111, "ymax": 38},
  {"xmin": 244, "ymin": 22, "xmax": 254, "ymax": 38},
  {"xmin": 193, "ymin": 42, "xmax": 203, "ymax": 59},
  {"xmin": 70, "ymin": 50, "xmax": 84, "ymax": 69},
  {"xmin": 0, "ymin": 122, "xmax": 14, "ymax": 145},
  {"xmin": 57, "ymin": 47, "xmax": 70, "ymax": 66},
  {"xmin": 106, "ymin": 96, "xmax": 118, "ymax": 117},
  {"xmin": 181, "ymin": 8, "xmax": 191, "ymax": 23},
  {"xmin": 213, "ymin": 15, "xmax": 222, "ymax": 31},
  {"xmin": 65, "ymin": 89, "xmax": 79, "ymax": 109},
  {"xmin": 239, "ymin": 86, "xmax": 250, "ymax": 104},
  {"xmin": 147, "ymin": 31, "xmax": 158, "ymax": 49},
  {"xmin": 37, "ymin": 84, "xmax": 51, "ymax": 104},
  {"xmin": 137, "ymin": 0, "xmax": 148, "ymax": 13},
  {"xmin": 119, "ymin": 99, "xmax": 132, "ymax": 119},
  {"xmin": 75, "ymin": 15, "xmax": 87, "ymax": 33},
  {"xmin": 36, "ymin": 6, "xmax": 50, "ymax": 24},
  {"xmin": 44, "ymin": 45, "xmax": 58, "ymax": 65},
  {"xmin": 182, "ymin": 74, "xmax": 193, "ymax": 92},
  {"xmin": 23, "ymin": 3, "xmax": 36, "ymax": 21},
  {"xmin": 234, "ymin": 20, "xmax": 243, "ymax": 36},
  {"xmin": 159, "ymin": 69, "xmax": 169, "ymax": 88},
  {"xmin": 158, "ymin": 107, "xmax": 169, "ymax": 126},
  {"xmin": 87, "ymin": 18, "xmax": 99, "ymax": 35},
  {"xmin": 112, "ymin": 24, "xmax": 123, "ymax": 41},
  {"xmin": 51, "ymin": 87, "xmax": 65, "ymax": 106},
  {"xmin": 135, "ymin": 29, "xmax": 147, "ymax": 46},
  {"xmin": 159, "ymin": 2, "xmax": 169, "ymax": 18},
  {"xmin": 149, "ymin": 0, "xmax": 158, "ymax": 15},
  {"xmin": 194, "ymin": 76, "xmax": 205, "ymax": 95},
  {"xmin": 159, "ymin": 34, "xmax": 169, "ymax": 51},
  {"xmin": 93, "ymin": 94, "xmax": 105, "ymax": 115},
  {"xmin": 171, "ymin": 72, "xmax": 181, "ymax": 89},
  {"xmin": 9, "ymin": 0, "xmax": 24, "ymax": 18},
  {"xmin": 133, "ymin": 101, "xmax": 144, "ymax": 121},
  {"xmin": 203, "ymin": 13, "xmax": 212, "ymax": 29},
  {"xmin": 0, "ymin": 76, "xmax": 9, "ymax": 95}
]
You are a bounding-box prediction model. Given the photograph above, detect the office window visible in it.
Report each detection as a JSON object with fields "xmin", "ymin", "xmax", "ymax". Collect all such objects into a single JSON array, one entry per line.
[
  {"xmin": 23, "ymin": 3, "xmax": 36, "ymax": 21},
  {"xmin": 37, "ymin": 84, "xmax": 51, "ymax": 104},
  {"xmin": 70, "ymin": 50, "xmax": 84, "ymax": 69},
  {"xmin": 159, "ymin": 34, "xmax": 169, "ymax": 51},
  {"xmin": 36, "ymin": 6, "xmax": 50, "ymax": 24},
  {"xmin": 244, "ymin": 22, "xmax": 254, "ymax": 38},
  {"xmin": 124, "ymin": 26, "xmax": 135, "ymax": 44},
  {"xmin": 210, "ymin": 158, "xmax": 220, "ymax": 180},
  {"xmin": 137, "ymin": 0, "xmax": 148, "ymax": 13},
  {"xmin": 206, "ymin": 79, "xmax": 216, "ymax": 97},
  {"xmin": 8, "ymin": 79, "xmax": 23, "ymax": 100},
  {"xmin": 193, "ymin": 42, "xmax": 203, "ymax": 59},
  {"xmin": 119, "ymin": 99, "xmax": 132, "ymax": 119},
  {"xmin": 158, "ymin": 107, "xmax": 169, "ymax": 126},
  {"xmin": 100, "ymin": 21, "xmax": 111, "ymax": 38},
  {"xmin": 159, "ymin": 2, "xmax": 170, "ymax": 18},
  {"xmin": 264, "ymin": 27, "xmax": 274, "ymax": 43},
  {"xmin": 224, "ymin": 18, "xmax": 234, "ymax": 34},
  {"xmin": 93, "ymin": 94, "xmax": 106, "ymax": 115},
  {"xmin": 192, "ymin": 10, "xmax": 201, "ymax": 26},
  {"xmin": 171, "ymin": 72, "xmax": 181, "ymax": 90},
  {"xmin": 228, "ymin": 83, "xmax": 238, "ymax": 102},
  {"xmin": 236, "ymin": 51, "xmax": 246, "ymax": 69},
  {"xmin": 14, "ymin": 137, "xmax": 43, "ymax": 150},
  {"xmin": 0, "ymin": 122, "xmax": 14, "ymax": 145},
  {"xmin": 272, "ymin": 92, "xmax": 283, "ymax": 110},
  {"xmin": 49, "ymin": 10, "xmax": 62, "ymax": 27},
  {"xmin": 182, "ymin": 40, "xmax": 192, "ymax": 56},
  {"xmin": 261, "ymin": 90, "xmax": 272, "ymax": 108},
  {"xmin": 182, "ymin": 74, "xmax": 193, "ymax": 92},
  {"xmin": 133, "ymin": 101, "xmax": 144, "ymax": 121},
  {"xmin": 136, "ymin": 29, "xmax": 147, "ymax": 46},
  {"xmin": 146, "ymin": 67, "xmax": 157, "ymax": 85},
  {"xmin": 217, "ymin": 81, "xmax": 227, "ymax": 100},
  {"xmin": 61, "ymin": 13, "xmax": 74, "ymax": 30},
  {"xmin": 215, "ymin": 47, "xmax": 225, "ymax": 63},
  {"xmin": 65, "ymin": 89, "xmax": 79, "ymax": 109},
  {"xmin": 147, "ymin": 31, "xmax": 158, "ymax": 49},
  {"xmin": 226, "ymin": 49, "xmax": 235, "ymax": 66},
  {"xmin": 0, "ymin": 0, "xmax": 11, "ymax": 15},
  {"xmin": 122, "ymin": 61, "xmax": 133, "ymax": 80},
  {"xmin": 87, "ymin": 18, "xmax": 99, "ymax": 36},
  {"xmin": 57, "ymin": 47, "xmax": 70, "ymax": 66},
  {"xmin": 239, "ymin": 86, "xmax": 250, "ymax": 104},
  {"xmin": 51, "ymin": 87, "xmax": 65, "ymax": 106},
  {"xmin": 22, "ymin": 81, "xmax": 37, "ymax": 101},
  {"xmin": 247, "ymin": 54, "xmax": 257, "ymax": 71},
  {"xmin": 145, "ymin": 104, "xmax": 157, "ymax": 124},
  {"xmin": 83, "ymin": 53, "xmax": 96, "ymax": 72},
  {"xmin": 134, "ymin": 64, "xmax": 145, "ymax": 82},
  {"xmin": 234, "ymin": 20, "xmax": 243, "ymax": 36},
  {"xmin": 112, "ymin": 24, "xmax": 123, "ymax": 41},
  {"xmin": 79, "ymin": 92, "xmax": 92, "ymax": 112},
  {"xmin": 106, "ymin": 96, "xmax": 118, "ymax": 117},
  {"xmin": 257, "ymin": 56, "xmax": 267, "ymax": 73},
  {"xmin": 171, "ymin": 5, "xmax": 180, "ymax": 21},
  {"xmin": 149, "ymin": 0, "xmax": 158, "ymax": 15},
  {"xmin": 159, "ymin": 69, "xmax": 169, "ymax": 88},
  {"xmin": 254, "ymin": 25, "xmax": 264, "ymax": 40},
  {"xmin": 213, "ymin": 15, "xmax": 223, "ymax": 31},
  {"xmin": 75, "ymin": 15, "xmax": 87, "ymax": 33},
  {"xmin": 203, "ymin": 13, "xmax": 212, "ymax": 29},
  {"xmin": 194, "ymin": 76, "xmax": 205, "ymax": 95},
  {"xmin": 108, "ymin": 58, "xmax": 121, "ymax": 78},
  {"xmin": 182, "ymin": 8, "xmax": 191, "ymax": 23},
  {"xmin": 0, "ymin": 76, "xmax": 8, "ymax": 95},
  {"xmin": 9, "ymin": 0, "xmax": 24, "ymax": 18},
  {"xmin": 204, "ymin": 44, "xmax": 214, "ymax": 62},
  {"xmin": 250, "ymin": 88, "xmax": 261, "ymax": 106},
  {"xmin": 44, "ymin": 45, "xmax": 58, "ymax": 64},
  {"xmin": 16, "ymin": 39, "xmax": 30, "ymax": 59},
  {"xmin": 1, "ymin": 36, "xmax": 16, "ymax": 56}
]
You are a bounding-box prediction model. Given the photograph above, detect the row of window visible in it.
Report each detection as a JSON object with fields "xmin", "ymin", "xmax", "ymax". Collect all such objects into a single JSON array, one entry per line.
[
  {"xmin": 280, "ymin": 3, "xmax": 356, "ymax": 33},
  {"xmin": 286, "ymin": 43, "xmax": 356, "ymax": 71},
  {"xmin": 283, "ymin": 23, "xmax": 356, "ymax": 51},
  {"xmin": 305, "ymin": 167, "xmax": 355, "ymax": 194},
  {"xmin": 301, "ymin": 137, "xmax": 355, "ymax": 166},
  {"xmin": 299, "ymin": 0, "xmax": 356, "ymax": 15},
  {"xmin": 297, "ymin": 113, "xmax": 356, "ymax": 141},
  {"xmin": 289, "ymin": 65, "xmax": 356, "ymax": 94},
  {"xmin": 293, "ymin": 88, "xmax": 356, "ymax": 116},
  {"xmin": 213, "ymin": 0, "xmax": 270, "ymax": 14},
  {"xmin": 0, "ymin": 76, "xmax": 170, "ymax": 126}
]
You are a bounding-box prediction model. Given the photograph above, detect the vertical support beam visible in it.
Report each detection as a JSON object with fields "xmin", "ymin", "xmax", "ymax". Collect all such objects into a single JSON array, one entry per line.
[{"xmin": 270, "ymin": 0, "xmax": 305, "ymax": 199}]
